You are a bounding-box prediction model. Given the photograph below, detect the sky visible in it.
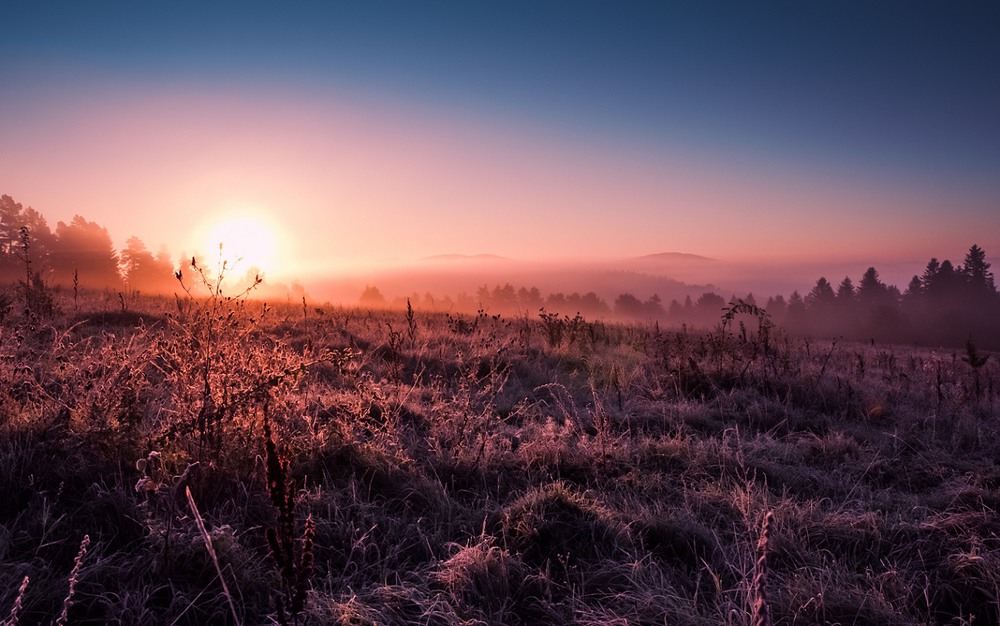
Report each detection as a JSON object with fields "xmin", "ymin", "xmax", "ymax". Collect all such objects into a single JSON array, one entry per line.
[{"xmin": 1, "ymin": 1, "xmax": 998, "ymax": 282}]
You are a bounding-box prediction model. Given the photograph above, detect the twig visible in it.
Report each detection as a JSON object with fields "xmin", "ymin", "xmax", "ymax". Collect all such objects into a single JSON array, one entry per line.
[{"xmin": 186, "ymin": 487, "xmax": 241, "ymax": 626}]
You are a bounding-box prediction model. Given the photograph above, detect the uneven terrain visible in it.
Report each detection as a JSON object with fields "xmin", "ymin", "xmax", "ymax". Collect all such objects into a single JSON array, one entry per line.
[{"xmin": 1, "ymin": 289, "xmax": 998, "ymax": 625}]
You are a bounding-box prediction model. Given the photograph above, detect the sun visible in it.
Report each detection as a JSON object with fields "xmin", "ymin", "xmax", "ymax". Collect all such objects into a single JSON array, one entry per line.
[{"xmin": 202, "ymin": 215, "xmax": 280, "ymax": 273}]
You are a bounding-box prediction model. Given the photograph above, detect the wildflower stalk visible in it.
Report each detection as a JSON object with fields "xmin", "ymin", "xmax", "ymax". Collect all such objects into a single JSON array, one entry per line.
[
  {"xmin": 55, "ymin": 535, "xmax": 90, "ymax": 626},
  {"xmin": 4, "ymin": 575, "xmax": 29, "ymax": 626},
  {"xmin": 750, "ymin": 511, "xmax": 773, "ymax": 626}
]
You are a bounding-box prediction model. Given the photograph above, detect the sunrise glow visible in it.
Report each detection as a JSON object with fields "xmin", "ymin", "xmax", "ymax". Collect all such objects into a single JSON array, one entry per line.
[
  {"xmin": 201, "ymin": 214, "xmax": 281, "ymax": 275},
  {"xmin": 0, "ymin": 2, "xmax": 996, "ymax": 296}
]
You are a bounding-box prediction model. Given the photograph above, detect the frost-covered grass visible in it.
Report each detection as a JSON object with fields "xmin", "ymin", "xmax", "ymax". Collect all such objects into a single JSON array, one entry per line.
[{"xmin": 1, "ymin": 288, "xmax": 998, "ymax": 625}]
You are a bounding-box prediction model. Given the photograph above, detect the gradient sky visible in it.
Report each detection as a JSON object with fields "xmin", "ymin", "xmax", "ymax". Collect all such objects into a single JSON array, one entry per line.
[{"xmin": 1, "ymin": 1, "xmax": 998, "ymax": 279}]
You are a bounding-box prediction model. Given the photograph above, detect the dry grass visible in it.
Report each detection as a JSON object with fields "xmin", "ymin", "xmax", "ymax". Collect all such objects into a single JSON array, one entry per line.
[{"xmin": 1, "ymin": 286, "xmax": 999, "ymax": 624}]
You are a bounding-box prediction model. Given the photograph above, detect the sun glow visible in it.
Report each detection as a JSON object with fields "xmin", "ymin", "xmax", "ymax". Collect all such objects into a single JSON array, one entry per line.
[{"xmin": 201, "ymin": 215, "xmax": 280, "ymax": 274}]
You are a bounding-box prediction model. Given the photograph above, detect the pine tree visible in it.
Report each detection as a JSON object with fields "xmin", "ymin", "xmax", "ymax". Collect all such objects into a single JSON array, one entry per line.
[
  {"xmin": 785, "ymin": 291, "xmax": 807, "ymax": 330},
  {"xmin": 962, "ymin": 244, "xmax": 996, "ymax": 298},
  {"xmin": 51, "ymin": 215, "xmax": 121, "ymax": 289},
  {"xmin": 926, "ymin": 260, "xmax": 960, "ymax": 303},
  {"xmin": 765, "ymin": 295, "xmax": 786, "ymax": 320},
  {"xmin": 836, "ymin": 277, "xmax": 855, "ymax": 305},
  {"xmin": 903, "ymin": 275, "xmax": 923, "ymax": 306},
  {"xmin": 806, "ymin": 277, "xmax": 836, "ymax": 310},
  {"xmin": 920, "ymin": 258, "xmax": 940, "ymax": 291},
  {"xmin": 614, "ymin": 293, "xmax": 643, "ymax": 317},
  {"xmin": 856, "ymin": 267, "xmax": 887, "ymax": 304},
  {"xmin": 121, "ymin": 236, "xmax": 176, "ymax": 293}
]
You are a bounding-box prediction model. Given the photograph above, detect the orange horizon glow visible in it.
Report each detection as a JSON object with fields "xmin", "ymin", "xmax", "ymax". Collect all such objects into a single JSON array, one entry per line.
[{"xmin": 1, "ymin": 79, "xmax": 997, "ymax": 280}]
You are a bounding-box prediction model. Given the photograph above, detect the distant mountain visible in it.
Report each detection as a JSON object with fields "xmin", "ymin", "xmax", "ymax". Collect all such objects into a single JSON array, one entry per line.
[
  {"xmin": 632, "ymin": 252, "xmax": 714, "ymax": 263},
  {"xmin": 619, "ymin": 252, "xmax": 716, "ymax": 282},
  {"xmin": 421, "ymin": 253, "xmax": 510, "ymax": 262}
]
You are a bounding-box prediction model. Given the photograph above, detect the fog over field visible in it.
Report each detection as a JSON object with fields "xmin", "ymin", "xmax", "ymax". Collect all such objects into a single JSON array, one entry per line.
[
  {"xmin": 2, "ymin": 2, "xmax": 1000, "ymax": 625},
  {"xmin": 305, "ymin": 250, "xmax": 1000, "ymax": 308}
]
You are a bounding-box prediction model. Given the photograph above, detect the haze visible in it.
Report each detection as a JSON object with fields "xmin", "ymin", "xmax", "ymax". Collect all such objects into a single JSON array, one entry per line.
[{"xmin": 1, "ymin": 1, "xmax": 998, "ymax": 300}]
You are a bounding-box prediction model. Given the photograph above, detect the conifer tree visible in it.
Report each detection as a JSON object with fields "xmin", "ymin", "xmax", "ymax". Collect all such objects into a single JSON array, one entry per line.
[{"xmin": 962, "ymin": 244, "xmax": 995, "ymax": 298}]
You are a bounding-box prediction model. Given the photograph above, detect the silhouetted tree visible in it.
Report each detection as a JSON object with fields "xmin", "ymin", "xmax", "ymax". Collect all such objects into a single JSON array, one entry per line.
[
  {"xmin": 491, "ymin": 283, "xmax": 517, "ymax": 310},
  {"xmin": 903, "ymin": 249, "xmax": 1000, "ymax": 347},
  {"xmin": 903, "ymin": 275, "xmax": 924, "ymax": 309},
  {"xmin": 559, "ymin": 291, "xmax": 610, "ymax": 316},
  {"xmin": 422, "ymin": 292, "xmax": 437, "ymax": 310},
  {"xmin": 854, "ymin": 267, "xmax": 905, "ymax": 340},
  {"xmin": 695, "ymin": 292, "xmax": 725, "ymax": 312},
  {"xmin": 359, "ymin": 285, "xmax": 386, "ymax": 308},
  {"xmin": 517, "ymin": 286, "xmax": 544, "ymax": 310},
  {"xmin": 564, "ymin": 292, "xmax": 584, "ymax": 312},
  {"xmin": 0, "ymin": 195, "xmax": 56, "ymax": 282},
  {"xmin": 121, "ymin": 236, "xmax": 176, "ymax": 293},
  {"xmin": 926, "ymin": 259, "xmax": 964, "ymax": 305},
  {"xmin": 546, "ymin": 292, "xmax": 568, "ymax": 312},
  {"xmin": 666, "ymin": 293, "xmax": 706, "ymax": 324},
  {"xmin": 920, "ymin": 258, "xmax": 940, "ymax": 291},
  {"xmin": 644, "ymin": 294, "xmax": 666, "ymax": 318},
  {"xmin": 20, "ymin": 208, "xmax": 56, "ymax": 271},
  {"xmin": 961, "ymin": 244, "xmax": 996, "ymax": 301},
  {"xmin": 695, "ymin": 292, "xmax": 726, "ymax": 325},
  {"xmin": 0, "ymin": 195, "xmax": 25, "ymax": 261},
  {"xmin": 765, "ymin": 295, "xmax": 786, "ymax": 322},
  {"xmin": 614, "ymin": 293, "xmax": 644, "ymax": 318},
  {"xmin": 475, "ymin": 284, "xmax": 491, "ymax": 307},
  {"xmin": 806, "ymin": 277, "xmax": 836, "ymax": 310},
  {"xmin": 805, "ymin": 277, "xmax": 837, "ymax": 334},
  {"xmin": 856, "ymin": 267, "xmax": 887, "ymax": 304},
  {"xmin": 51, "ymin": 215, "xmax": 121, "ymax": 289},
  {"xmin": 579, "ymin": 291, "xmax": 610, "ymax": 316},
  {"xmin": 836, "ymin": 277, "xmax": 855, "ymax": 305},
  {"xmin": 785, "ymin": 291, "xmax": 807, "ymax": 331}
]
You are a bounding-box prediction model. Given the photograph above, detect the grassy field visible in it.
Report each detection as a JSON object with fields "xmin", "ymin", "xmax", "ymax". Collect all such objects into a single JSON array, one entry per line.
[{"xmin": 1, "ymin": 287, "xmax": 998, "ymax": 625}]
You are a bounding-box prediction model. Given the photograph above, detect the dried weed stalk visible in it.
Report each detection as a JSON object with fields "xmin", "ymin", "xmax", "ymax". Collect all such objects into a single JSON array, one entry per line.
[{"xmin": 264, "ymin": 415, "xmax": 314, "ymax": 625}]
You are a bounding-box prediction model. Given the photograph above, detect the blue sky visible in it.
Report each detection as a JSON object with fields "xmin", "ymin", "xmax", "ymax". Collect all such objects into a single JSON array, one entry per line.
[{"xmin": 1, "ymin": 1, "xmax": 998, "ymax": 271}]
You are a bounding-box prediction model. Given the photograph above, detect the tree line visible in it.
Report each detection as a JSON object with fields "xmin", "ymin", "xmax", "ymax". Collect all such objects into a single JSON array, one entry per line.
[
  {"xmin": 363, "ymin": 244, "xmax": 998, "ymax": 349},
  {"xmin": 4, "ymin": 194, "xmax": 996, "ymax": 348},
  {"xmin": 659, "ymin": 245, "xmax": 997, "ymax": 348},
  {"xmin": 360, "ymin": 283, "xmax": 617, "ymax": 318},
  {"xmin": 762, "ymin": 246, "xmax": 998, "ymax": 348},
  {"xmin": 0, "ymin": 194, "xmax": 177, "ymax": 293}
]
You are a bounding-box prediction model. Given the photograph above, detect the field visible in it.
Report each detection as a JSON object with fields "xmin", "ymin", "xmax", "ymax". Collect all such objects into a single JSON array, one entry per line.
[{"xmin": 1, "ymin": 287, "xmax": 998, "ymax": 625}]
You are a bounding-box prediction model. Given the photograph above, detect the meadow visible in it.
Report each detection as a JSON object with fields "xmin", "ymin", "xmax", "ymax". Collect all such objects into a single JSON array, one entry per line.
[{"xmin": 1, "ymin": 284, "xmax": 998, "ymax": 625}]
